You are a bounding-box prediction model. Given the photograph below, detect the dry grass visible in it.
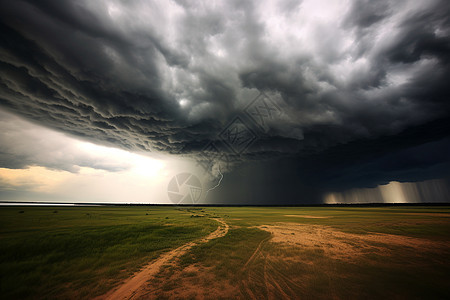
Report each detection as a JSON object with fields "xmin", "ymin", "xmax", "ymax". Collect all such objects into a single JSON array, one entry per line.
[
  {"xmin": 259, "ymin": 222, "xmax": 450, "ymax": 262},
  {"xmin": 284, "ymin": 215, "xmax": 331, "ymax": 218}
]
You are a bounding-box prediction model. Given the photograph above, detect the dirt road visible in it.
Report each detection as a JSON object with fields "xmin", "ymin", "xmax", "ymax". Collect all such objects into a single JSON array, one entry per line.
[{"xmin": 96, "ymin": 218, "xmax": 229, "ymax": 300}]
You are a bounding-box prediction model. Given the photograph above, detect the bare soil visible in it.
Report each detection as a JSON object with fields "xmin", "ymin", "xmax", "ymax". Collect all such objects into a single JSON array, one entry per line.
[
  {"xmin": 400, "ymin": 213, "xmax": 450, "ymax": 217},
  {"xmin": 95, "ymin": 218, "xmax": 229, "ymax": 300},
  {"xmin": 284, "ymin": 214, "xmax": 330, "ymax": 218},
  {"xmin": 258, "ymin": 222, "xmax": 450, "ymax": 261},
  {"xmin": 97, "ymin": 221, "xmax": 450, "ymax": 299}
]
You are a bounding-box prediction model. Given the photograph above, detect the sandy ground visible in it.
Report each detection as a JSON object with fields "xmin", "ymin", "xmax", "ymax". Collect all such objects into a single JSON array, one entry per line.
[
  {"xmin": 239, "ymin": 223, "xmax": 450, "ymax": 299},
  {"xmin": 139, "ymin": 222, "xmax": 450, "ymax": 299},
  {"xmin": 284, "ymin": 214, "xmax": 330, "ymax": 218},
  {"xmin": 400, "ymin": 213, "xmax": 450, "ymax": 217},
  {"xmin": 96, "ymin": 221, "xmax": 449, "ymax": 299},
  {"xmin": 95, "ymin": 218, "xmax": 229, "ymax": 300},
  {"xmin": 258, "ymin": 223, "xmax": 450, "ymax": 261}
]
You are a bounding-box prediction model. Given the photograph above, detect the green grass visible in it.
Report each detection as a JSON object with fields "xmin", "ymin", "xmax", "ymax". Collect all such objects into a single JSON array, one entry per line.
[
  {"xmin": 179, "ymin": 227, "xmax": 270, "ymax": 282},
  {"xmin": 172, "ymin": 206, "xmax": 450, "ymax": 299},
  {"xmin": 247, "ymin": 241, "xmax": 450, "ymax": 299},
  {"xmin": 206, "ymin": 206, "xmax": 450, "ymax": 239},
  {"xmin": 1, "ymin": 205, "xmax": 450, "ymax": 299},
  {"xmin": 0, "ymin": 206, "xmax": 216, "ymax": 299}
]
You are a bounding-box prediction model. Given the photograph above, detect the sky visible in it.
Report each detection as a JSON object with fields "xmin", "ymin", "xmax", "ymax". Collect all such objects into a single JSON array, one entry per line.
[{"xmin": 0, "ymin": 0, "xmax": 449, "ymax": 204}]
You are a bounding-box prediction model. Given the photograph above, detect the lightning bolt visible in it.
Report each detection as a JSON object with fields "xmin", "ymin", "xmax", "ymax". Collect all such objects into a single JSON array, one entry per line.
[{"xmin": 205, "ymin": 165, "xmax": 224, "ymax": 199}]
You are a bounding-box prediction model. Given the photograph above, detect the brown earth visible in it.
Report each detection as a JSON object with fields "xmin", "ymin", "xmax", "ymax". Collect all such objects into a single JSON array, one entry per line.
[
  {"xmin": 95, "ymin": 218, "xmax": 229, "ymax": 300},
  {"xmin": 96, "ymin": 221, "xmax": 449, "ymax": 299},
  {"xmin": 258, "ymin": 222, "xmax": 450, "ymax": 261},
  {"xmin": 284, "ymin": 214, "xmax": 331, "ymax": 218},
  {"xmin": 239, "ymin": 223, "xmax": 450, "ymax": 299},
  {"xmin": 400, "ymin": 213, "xmax": 450, "ymax": 217}
]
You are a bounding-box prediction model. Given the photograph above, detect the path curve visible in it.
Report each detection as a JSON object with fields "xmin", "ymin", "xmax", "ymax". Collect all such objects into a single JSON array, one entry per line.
[
  {"xmin": 96, "ymin": 218, "xmax": 229, "ymax": 300},
  {"xmin": 243, "ymin": 235, "xmax": 271, "ymax": 269}
]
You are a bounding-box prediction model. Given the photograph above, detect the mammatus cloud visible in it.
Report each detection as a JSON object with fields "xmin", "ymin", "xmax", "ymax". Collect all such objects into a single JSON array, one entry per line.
[
  {"xmin": 0, "ymin": 0, "xmax": 449, "ymax": 201},
  {"xmin": 0, "ymin": 110, "xmax": 206, "ymax": 204},
  {"xmin": 0, "ymin": 110, "xmax": 132, "ymax": 172}
]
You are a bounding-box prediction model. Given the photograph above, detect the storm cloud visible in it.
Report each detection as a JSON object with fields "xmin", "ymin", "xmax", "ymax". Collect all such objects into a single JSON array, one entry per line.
[
  {"xmin": 1, "ymin": 0, "xmax": 449, "ymax": 202},
  {"xmin": 0, "ymin": 110, "xmax": 132, "ymax": 172}
]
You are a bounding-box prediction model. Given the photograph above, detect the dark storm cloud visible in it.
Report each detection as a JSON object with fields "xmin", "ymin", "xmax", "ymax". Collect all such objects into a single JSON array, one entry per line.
[
  {"xmin": 0, "ymin": 110, "xmax": 132, "ymax": 173},
  {"xmin": 211, "ymin": 116, "xmax": 450, "ymax": 204},
  {"xmin": 295, "ymin": 117, "xmax": 450, "ymax": 190},
  {"xmin": 1, "ymin": 0, "xmax": 449, "ymax": 198}
]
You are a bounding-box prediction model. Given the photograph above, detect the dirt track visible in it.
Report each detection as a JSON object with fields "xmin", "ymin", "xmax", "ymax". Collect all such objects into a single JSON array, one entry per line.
[
  {"xmin": 96, "ymin": 218, "xmax": 229, "ymax": 300},
  {"xmin": 97, "ymin": 221, "xmax": 450, "ymax": 299},
  {"xmin": 240, "ymin": 222, "xmax": 450, "ymax": 299},
  {"xmin": 258, "ymin": 222, "xmax": 450, "ymax": 261}
]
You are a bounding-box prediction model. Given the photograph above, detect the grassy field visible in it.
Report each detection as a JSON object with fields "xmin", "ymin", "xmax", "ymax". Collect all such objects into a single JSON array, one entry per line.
[
  {"xmin": 181, "ymin": 206, "xmax": 450, "ymax": 299},
  {"xmin": 1, "ymin": 205, "xmax": 450, "ymax": 299},
  {"xmin": 0, "ymin": 206, "xmax": 216, "ymax": 299}
]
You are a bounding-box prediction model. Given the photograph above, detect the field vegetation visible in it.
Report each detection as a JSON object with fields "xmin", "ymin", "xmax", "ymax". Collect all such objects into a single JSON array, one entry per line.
[
  {"xmin": 0, "ymin": 206, "xmax": 216, "ymax": 299},
  {"xmin": 1, "ymin": 205, "xmax": 449, "ymax": 299}
]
